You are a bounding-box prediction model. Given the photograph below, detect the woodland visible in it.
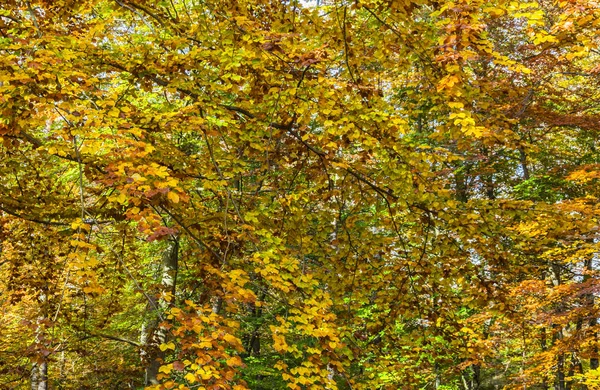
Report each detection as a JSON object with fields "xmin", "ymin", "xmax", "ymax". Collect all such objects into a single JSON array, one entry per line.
[{"xmin": 1, "ymin": 0, "xmax": 600, "ymax": 389}]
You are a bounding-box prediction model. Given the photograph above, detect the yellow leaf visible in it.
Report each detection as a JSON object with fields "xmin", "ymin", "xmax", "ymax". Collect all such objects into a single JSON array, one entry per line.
[
  {"xmin": 273, "ymin": 334, "xmax": 289, "ymax": 352},
  {"xmin": 71, "ymin": 219, "xmax": 82, "ymax": 230},
  {"xmin": 112, "ymin": 192, "xmax": 127, "ymax": 204},
  {"xmin": 159, "ymin": 342, "xmax": 175, "ymax": 351},
  {"xmin": 223, "ymin": 333, "xmax": 239, "ymax": 345},
  {"xmin": 331, "ymin": 161, "xmax": 349, "ymax": 169},
  {"xmin": 198, "ymin": 368, "xmax": 213, "ymax": 380},
  {"xmin": 184, "ymin": 372, "xmax": 196, "ymax": 383},
  {"xmin": 226, "ymin": 356, "xmax": 242, "ymax": 367},
  {"xmin": 159, "ymin": 364, "xmax": 173, "ymax": 374},
  {"xmin": 167, "ymin": 191, "xmax": 180, "ymax": 203},
  {"xmin": 484, "ymin": 6, "xmax": 506, "ymax": 16}
]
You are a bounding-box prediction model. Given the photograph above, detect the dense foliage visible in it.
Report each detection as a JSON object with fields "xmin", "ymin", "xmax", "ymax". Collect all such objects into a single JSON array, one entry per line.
[{"xmin": 1, "ymin": 0, "xmax": 599, "ymax": 389}]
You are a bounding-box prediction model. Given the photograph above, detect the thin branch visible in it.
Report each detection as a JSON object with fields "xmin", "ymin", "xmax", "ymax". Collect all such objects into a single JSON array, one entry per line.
[
  {"xmin": 0, "ymin": 14, "xmax": 22, "ymax": 24},
  {"xmin": 25, "ymin": 1, "xmax": 42, "ymax": 38},
  {"xmin": 19, "ymin": 130, "xmax": 43, "ymax": 148},
  {"xmin": 345, "ymin": 167, "xmax": 398, "ymax": 201},
  {"xmin": 0, "ymin": 204, "xmax": 69, "ymax": 226},
  {"xmin": 85, "ymin": 331, "xmax": 141, "ymax": 347},
  {"xmin": 340, "ymin": 6, "xmax": 357, "ymax": 83}
]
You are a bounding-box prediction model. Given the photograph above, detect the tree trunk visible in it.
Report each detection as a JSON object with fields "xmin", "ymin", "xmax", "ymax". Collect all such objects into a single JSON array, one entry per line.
[
  {"xmin": 455, "ymin": 166, "xmax": 468, "ymax": 203},
  {"xmin": 31, "ymin": 363, "xmax": 39, "ymax": 390},
  {"xmin": 555, "ymin": 351, "xmax": 565, "ymax": 390},
  {"xmin": 31, "ymin": 292, "xmax": 49, "ymax": 390},
  {"xmin": 31, "ymin": 361, "xmax": 48, "ymax": 390},
  {"xmin": 551, "ymin": 264, "xmax": 565, "ymax": 390},
  {"xmin": 140, "ymin": 238, "xmax": 179, "ymax": 385},
  {"xmin": 38, "ymin": 361, "xmax": 48, "ymax": 390},
  {"xmin": 584, "ymin": 259, "xmax": 599, "ymax": 371},
  {"xmin": 519, "ymin": 147, "xmax": 530, "ymax": 180},
  {"xmin": 541, "ymin": 327, "xmax": 549, "ymax": 390}
]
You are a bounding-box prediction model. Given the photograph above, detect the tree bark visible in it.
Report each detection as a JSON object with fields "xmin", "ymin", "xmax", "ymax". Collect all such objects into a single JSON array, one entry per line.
[
  {"xmin": 541, "ymin": 327, "xmax": 549, "ymax": 390},
  {"xmin": 584, "ymin": 258, "xmax": 599, "ymax": 371},
  {"xmin": 30, "ymin": 361, "xmax": 48, "ymax": 390},
  {"xmin": 550, "ymin": 264, "xmax": 566, "ymax": 390},
  {"xmin": 519, "ymin": 147, "xmax": 530, "ymax": 181},
  {"xmin": 555, "ymin": 351, "xmax": 565, "ymax": 390},
  {"xmin": 140, "ymin": 238, "xmax": 179, "ymax": 385},
  {"xmin": 30, "ymin": 363, "xmax": 39, "ymax": 390},
  {"xmin": 38, "ymin": 361, "xmax": 48, "ymax": 390}
]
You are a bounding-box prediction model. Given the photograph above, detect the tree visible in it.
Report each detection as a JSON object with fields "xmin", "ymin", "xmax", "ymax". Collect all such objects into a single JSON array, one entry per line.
[{"xmin": 1, "ymin": 0, "xmax": 599, "ymax": 389}]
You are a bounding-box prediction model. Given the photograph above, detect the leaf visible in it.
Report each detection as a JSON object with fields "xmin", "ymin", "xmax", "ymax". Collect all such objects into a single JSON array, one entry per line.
[
  {"xmin": 226, "ymin": 356, "xmax": 242, "ymax": 367},
  {"xmin": 167, "ymin": 191, "xmax": 180, "ymax": 203},
  {"xmin": 184, "ymin": 372, "xmax": 196, "ymax": 383},
  {"xmin": 159, "ymin": 364, "xmax": 173, "ymax": 374},
  {"xmin": 2, "ymin": 0, "xmax": 598, "ymax": 388},
  {"xmin": 159, "ymin": 342, "xmax": 175, "ymax": 351}
]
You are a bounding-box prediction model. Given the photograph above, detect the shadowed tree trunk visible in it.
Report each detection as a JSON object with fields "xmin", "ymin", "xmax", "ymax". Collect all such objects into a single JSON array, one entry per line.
[
  {"xmin": 551, "ymin": 263, "xmax": 565, "ymax": 390},
  {"xmin": 541, "ymin": 327, "xmax": 549, "ymax": 390},
  {"xmin": 586, "ymin": 257, "xmax": 599, "ymax": 372}
]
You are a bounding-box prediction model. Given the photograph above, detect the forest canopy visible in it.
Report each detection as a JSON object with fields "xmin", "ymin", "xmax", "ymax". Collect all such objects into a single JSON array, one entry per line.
[{"xmin": 1, "ymin": 0, "xmax": 600, "ymax": 389}]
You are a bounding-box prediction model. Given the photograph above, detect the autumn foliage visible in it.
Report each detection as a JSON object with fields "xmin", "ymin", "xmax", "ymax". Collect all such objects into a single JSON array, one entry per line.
[{"xmin": 1, "ymin": 0, "xmax": 600, "ymax": 389}]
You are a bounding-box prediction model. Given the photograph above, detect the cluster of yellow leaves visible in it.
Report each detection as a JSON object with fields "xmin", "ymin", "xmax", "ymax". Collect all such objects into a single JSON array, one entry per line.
[{"xmin": 153, "ymin": 302, "xmax": 247, "ymax": 389}]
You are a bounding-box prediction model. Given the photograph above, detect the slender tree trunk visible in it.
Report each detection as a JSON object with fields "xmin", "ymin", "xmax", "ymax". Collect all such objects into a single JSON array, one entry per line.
[
  {"xmin": 591, "ymin": 325, "xmax": 599, "ymax": 370},
  {"xmin": 59, "ymin": 348, "xmax": 66, "ymax": 385},
  {"xmin": 244, "ymin": 301, "xmax": 262, "ymax": 357},
  {"xmin": 461, "ymin": 364, "xmax": 481, "ymax": 390},
  {"xmin": 541, "ymin": 327, "xmax": 549, "ymax": 390},
  {"xmin": 472, "ymin": 364, "xmax": 480, "ymax": 389},
  {"xmin": 551, "ymin": 264, "xmax": 565, "ymax": 390},
  {"xmin": 212, "ymin": 296, "xmax": 223, "ymax": 314},
  {"xmin": 30, "ymin": 360, "xmax": 48, "ymax": 390},
  {"xmin": 140, "ymin": 238, "xmax": 179, "ymax": 385},
  {"xmin": 566, "ymin": 355, "xmax": 573, "ymax": 390},
  {"xmin": 32, "ymin": 292, "xmax": 49, "ymax": 390},
  {"xmin": 519, "ymin": 148, "xmax": 530, "ymax": 180},
  {"xmin": 31, "ymin": 363, "xmax": 39, "ymax": 390},
  {"xmin": 584, "ymin": 259, "xmax": 599, "ymax": 371},
  {"xmin": 565, "ymin": 352, "xmax": 582, "ymax": 390},
  {"xmin": 555, "ymin": 351, "xmax": 565, "ymax": 390},
  {"xmin": 455, "ymin": 166, "xmax": 468, "ymax": 203},
  {"xmin": 38, "ymin": 361, "xmax": 48, "ymax": 390}
]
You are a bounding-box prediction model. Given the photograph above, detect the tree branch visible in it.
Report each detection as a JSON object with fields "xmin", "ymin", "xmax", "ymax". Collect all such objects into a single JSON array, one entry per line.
[
  {"xmin": 0, "ymin": 204, "xmax": 69, "ymax": 226},
  {"xmin": 83, "ymin": 331, "xmax": 141, "ymax": 347}
]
